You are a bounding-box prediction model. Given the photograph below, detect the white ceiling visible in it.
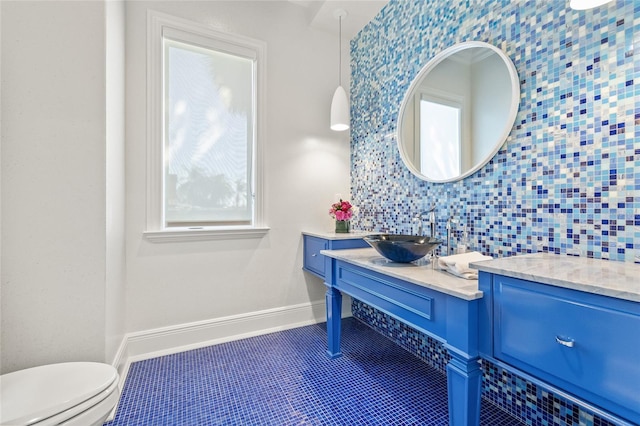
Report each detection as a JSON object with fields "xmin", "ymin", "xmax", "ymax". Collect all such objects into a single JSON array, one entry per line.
[{"xmin": 288, "ymin": 0, "xmax": 388, "ymax": 40}]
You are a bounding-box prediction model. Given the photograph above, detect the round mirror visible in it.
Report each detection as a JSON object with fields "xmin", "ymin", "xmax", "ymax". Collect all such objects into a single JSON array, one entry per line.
[{"xmin": 398, "ymin": 41, "xmax": 520, "ymax": 182}]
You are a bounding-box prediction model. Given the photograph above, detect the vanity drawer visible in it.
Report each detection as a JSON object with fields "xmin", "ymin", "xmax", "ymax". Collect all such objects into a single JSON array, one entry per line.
[
  {"xmin": 494, "ymin": 276, "xmax": 640, "ymax": 423},
  {"xmin": 302, "ymin": 234, "xmax": 369, "ymax": 279},
  {"xmin": 303, "ymin": 236, "xmax": 328, "ymax": 278}
]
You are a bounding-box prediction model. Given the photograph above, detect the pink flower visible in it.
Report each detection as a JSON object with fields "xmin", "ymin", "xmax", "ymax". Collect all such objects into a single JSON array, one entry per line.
[{"xmin": 329, "ymin": 199, "xmax": 354, "ymax": 221}]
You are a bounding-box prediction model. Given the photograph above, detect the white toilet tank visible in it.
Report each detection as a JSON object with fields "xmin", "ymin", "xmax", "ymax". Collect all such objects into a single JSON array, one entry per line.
[{"xmin": 0, "ymin": 362, "xmax": 119, "ymax": 426}]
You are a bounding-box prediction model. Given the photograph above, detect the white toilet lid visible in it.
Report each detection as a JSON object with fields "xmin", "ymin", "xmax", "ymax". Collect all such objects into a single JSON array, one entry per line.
[{"xmin": 0, "ymin": 362, "xmax": 118, "ymax": 425}]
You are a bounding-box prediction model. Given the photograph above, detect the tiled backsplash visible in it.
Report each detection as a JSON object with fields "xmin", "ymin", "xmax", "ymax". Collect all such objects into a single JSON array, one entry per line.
[{"xmin": 350, "ymin": 0, "xmax": 639, "ymax": 263}]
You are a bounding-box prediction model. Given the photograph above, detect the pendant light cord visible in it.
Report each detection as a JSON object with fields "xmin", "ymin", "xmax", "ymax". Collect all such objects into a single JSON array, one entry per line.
[{"xmin": 338, "ymin": 15, "xmax": 342, "ymax": 87}]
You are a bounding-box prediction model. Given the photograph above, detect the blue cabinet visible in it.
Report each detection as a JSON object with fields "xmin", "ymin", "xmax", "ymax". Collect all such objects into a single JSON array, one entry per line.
[
  {"xmin": 303, "ymin": 236, "xmax": 328, "ymax": 278},
  {"xmin": 302, "ymin": 233, "xmax": 368, "ymax": 279},
  {"xmin": 479, "ymin": 272, "xmax": 640, "ymax": 425}
]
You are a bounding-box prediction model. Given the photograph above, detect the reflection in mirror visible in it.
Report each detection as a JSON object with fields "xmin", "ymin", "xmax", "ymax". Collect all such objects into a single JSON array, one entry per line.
[{"xmin": 398, "ymin": 41, "xmax": 520, "ymax": 182}]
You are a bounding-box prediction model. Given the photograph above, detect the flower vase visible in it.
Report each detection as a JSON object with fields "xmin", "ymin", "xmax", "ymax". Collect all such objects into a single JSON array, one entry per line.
[{"xmin": 335, "ymin": 220, "xmax": 350, "ymax": 233}]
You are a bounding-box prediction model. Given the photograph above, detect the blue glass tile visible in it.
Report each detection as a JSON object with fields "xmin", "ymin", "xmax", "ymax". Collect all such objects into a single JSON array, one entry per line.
[
  {"xmin": 105, "ymin": 318, "xmax": 522, "ymax": 426},
  {"xmin": 349, "ymin": 0, "xmax": 638, "ymax": 263}
]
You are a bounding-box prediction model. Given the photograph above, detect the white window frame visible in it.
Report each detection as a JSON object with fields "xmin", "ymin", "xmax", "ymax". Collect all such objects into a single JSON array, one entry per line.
[{"xmin": 144, "ymin": 11, "xmax": 268, "ymax": 243}]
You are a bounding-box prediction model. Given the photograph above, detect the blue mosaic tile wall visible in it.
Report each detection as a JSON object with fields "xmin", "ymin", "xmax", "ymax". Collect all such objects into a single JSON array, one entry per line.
[
  {"xmin": 349, "ymin": 2, "xmax": 637, "ymax": 424},
  {"xmin": 349, "ymin": 0, "xmax": 639, "ymax": 263},
  {"xmin": 352, "ymin": 299, "xmax": 620, "ymax": 426},
  {"xmin": 349, "ymin": 3, "xmax": 637, "ymax": 424}
]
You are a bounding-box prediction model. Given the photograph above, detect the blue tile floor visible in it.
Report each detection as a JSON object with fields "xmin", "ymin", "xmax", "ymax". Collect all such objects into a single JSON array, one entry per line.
[{"xmin": 105, "ymin": 318, "xmax": 524, "ymax": 425}]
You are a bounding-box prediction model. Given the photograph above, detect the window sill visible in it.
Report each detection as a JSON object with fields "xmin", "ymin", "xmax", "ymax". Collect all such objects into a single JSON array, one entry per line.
[{"xmin": 143, "ymin": 226, "xmax": 270, "ymax": 243}]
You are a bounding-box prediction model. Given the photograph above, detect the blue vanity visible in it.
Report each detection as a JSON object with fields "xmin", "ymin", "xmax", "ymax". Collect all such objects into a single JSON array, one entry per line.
[
  {"xmin": 303, "ymin": 234, "xmax": 640, "ymax": 426},
  {"xmin": 317, "ymin": 246, "xmax": 485, "ymax": 426},
  {"xmin": 475, "ymin": 254, "xmax": 640, "ymax": 426}
]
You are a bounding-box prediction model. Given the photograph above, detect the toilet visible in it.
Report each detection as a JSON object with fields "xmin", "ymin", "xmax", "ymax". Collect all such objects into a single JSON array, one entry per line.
[{"xmin": 0, "ymin": 362, "xmax": 119, "ymax": 426}]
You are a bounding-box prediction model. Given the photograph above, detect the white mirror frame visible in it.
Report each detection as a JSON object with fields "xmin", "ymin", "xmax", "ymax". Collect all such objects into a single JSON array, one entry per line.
[{"xmin": 397, "ymin": 41, "xmax": 520, "ymax": 183}]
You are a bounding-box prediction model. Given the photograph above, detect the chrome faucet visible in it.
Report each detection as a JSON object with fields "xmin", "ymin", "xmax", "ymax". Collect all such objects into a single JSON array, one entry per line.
[{"xmin": 414, "ymin": 206, "xmax": 436, "ymax": 239}]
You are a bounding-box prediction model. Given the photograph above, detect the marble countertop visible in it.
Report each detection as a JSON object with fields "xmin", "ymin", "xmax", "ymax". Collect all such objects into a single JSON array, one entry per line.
[
  {"xmin": 302, "ymin": 230, "xmax": 370, "ymax": 240},
  {"xmin": 471, "ymin": 252, "xmax": 640, "ymax": 303},
  {"xmin": 320, "ymin": 249, "xmax": 640, "ymax": 303},
  {"xmin": 321, "ymin": 248, "xmax": 483, "ymax": 301}
]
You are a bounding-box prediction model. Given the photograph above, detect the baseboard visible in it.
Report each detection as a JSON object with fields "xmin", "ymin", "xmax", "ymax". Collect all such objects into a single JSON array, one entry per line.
[
  {"xmin": 107, "ymin": 333, "xmax": 131, "ymax": 422},
  {"xmin": 119, "ymin": 296, "xmax": 351, "ymax": 364},
  {"xmin": 111, "ymin": 335, "xmax": 129, "ymax": 377}
]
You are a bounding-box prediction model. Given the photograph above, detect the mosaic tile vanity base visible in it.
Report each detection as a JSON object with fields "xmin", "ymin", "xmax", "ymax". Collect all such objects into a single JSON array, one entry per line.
[
  {"xmin": 352, "ymin": 299, "xmax": 622, "ymax": 426},
  {"xmin": 350, "ymin": 0, "xmax": 639, "ymax": 263},
  {"xmin": 105, "ymin": 318, "xmax": 521, "ymax": 426}
]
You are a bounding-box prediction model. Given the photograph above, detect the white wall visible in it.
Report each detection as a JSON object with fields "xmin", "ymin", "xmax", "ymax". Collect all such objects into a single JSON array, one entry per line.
[
  {"xmin": 0, "ymin": 0, "xmax": 349, "ymax": 372},
  {"xmin": 125, "ymin": 2, "xmax": 350, "ymax": 333},
  {"xmin": 105, "ymin": 0, "xmax": 127, "ymax": 365},
  {"xmin": 0, "ymin": 2, "xmax": 3, "ymax": 370},
  {"xmin": 0, "ymin": 1, "xmax": 126, "ymax": 373}
]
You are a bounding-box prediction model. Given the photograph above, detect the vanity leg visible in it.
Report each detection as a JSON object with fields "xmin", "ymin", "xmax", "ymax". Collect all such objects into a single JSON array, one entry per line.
[
  {"xmin": 446, "ymin": 352, "xmax": 482, "ymax": 426},
  {"xmin": 325, "ymin": 286, "xmax": 343, "ymax": 359}
]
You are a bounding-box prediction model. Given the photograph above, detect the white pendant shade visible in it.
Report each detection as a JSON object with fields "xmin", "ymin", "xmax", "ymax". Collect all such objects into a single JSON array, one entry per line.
[
  {"xmin": 330, "ymin": 85, "xmax": 350, "ymax": 131},
  {"xmin": 330, "ymin": 9, "xmax": 349, "ymax": 132},
  {"xmin": 569, "ymin": 0, "xmax": 613, "ymax": 10}
]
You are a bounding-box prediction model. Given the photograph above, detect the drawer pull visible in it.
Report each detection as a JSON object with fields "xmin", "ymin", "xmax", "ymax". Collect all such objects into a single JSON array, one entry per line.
[{"xmin": 555, "ymin": 336, "xmax": 575, "ymax": 348}]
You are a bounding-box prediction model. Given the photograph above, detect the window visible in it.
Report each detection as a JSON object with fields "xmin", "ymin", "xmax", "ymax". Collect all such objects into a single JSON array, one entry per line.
[
  {"xmin": 145, "ymin": 12, "xmax": 268, "ymax": 242},
  {"xmin": 415, "ymin": 92, "xmax": 462, "ymax": 181}
]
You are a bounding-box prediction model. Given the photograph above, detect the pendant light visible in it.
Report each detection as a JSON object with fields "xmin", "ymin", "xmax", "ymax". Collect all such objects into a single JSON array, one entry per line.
[{"xmin": 330, "ymin": 9, "xmax": 349, "ymax": 132}]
